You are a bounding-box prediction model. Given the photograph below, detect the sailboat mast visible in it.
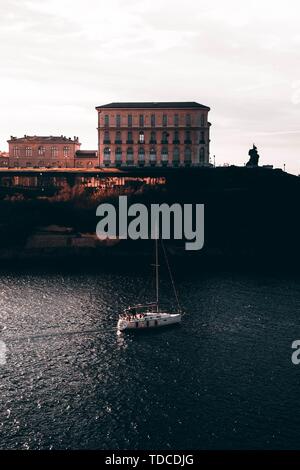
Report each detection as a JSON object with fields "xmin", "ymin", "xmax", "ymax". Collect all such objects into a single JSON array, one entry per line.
[{"xmin": 155, "ymin": 238, "xmax": 159, "ymax": 312}]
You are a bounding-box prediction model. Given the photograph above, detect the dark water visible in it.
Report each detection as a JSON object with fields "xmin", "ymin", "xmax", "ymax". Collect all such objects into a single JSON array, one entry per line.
[{"xmin": 1, "ymin": 268, "xmax": 300, "ymax": 450}]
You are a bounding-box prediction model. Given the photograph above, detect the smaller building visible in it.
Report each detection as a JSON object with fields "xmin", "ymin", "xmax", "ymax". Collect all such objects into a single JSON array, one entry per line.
[
  {"xmin": 8, "ymin": 135, "xmax": 81, "ymax": 168},
  {"xmin": 75, "ymin": 150, "xmax": 98, "ymax": 168},
  {"xmin": 0, "ymin": 151, "xmax": 9, "ymax": 167}
]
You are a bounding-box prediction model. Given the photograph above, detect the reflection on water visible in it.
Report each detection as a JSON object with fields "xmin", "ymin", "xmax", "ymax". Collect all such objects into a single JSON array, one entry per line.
[{"xmin": 0, "ymin": 269, "xmax": 300, "ymax": 449}]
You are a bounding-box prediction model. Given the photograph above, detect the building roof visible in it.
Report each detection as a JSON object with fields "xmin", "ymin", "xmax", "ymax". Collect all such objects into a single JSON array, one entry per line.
[
  {"xmin": 96, "ymin": 101, "xmax": 210, "ymax": 110},
  {"xmin": 75, "ymin": 150, "xmax": 97, "ymax": 158},
  {"xmin": 7, "ymin": 135, "xmax": 80, "ymax": 144}
]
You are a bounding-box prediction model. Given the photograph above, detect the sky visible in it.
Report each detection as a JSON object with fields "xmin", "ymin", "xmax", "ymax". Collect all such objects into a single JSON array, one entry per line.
[{"xmin": 0, "ymin": 0, "xmax": 300, "ymax": 173}]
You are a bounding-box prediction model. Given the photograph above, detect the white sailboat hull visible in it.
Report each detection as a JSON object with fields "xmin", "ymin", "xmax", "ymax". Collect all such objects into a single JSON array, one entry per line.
[{"xmin": 117, "ymin": 312, "xmax": 181, "ymax": 332}]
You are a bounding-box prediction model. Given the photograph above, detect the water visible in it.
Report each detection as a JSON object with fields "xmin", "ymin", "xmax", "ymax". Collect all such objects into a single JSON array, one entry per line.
[{"xmin": 1, "ymin": 268, "xmax": 300, "ymax": 450}]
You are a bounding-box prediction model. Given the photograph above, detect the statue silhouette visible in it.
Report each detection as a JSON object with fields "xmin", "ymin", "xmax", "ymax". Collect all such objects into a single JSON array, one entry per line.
[{"xmin": 246, "ymin": 144, "xmax": 259, "ymax": 166}]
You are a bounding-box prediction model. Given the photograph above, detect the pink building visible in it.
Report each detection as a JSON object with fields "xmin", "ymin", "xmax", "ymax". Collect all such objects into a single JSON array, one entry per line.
[
  {"xmin": 8, "ymin": 135, "xmax": 81, "ymax": 168},
  {"xmin": 95, "ymin": 102, "xmax": 211, "ymax": 168}
]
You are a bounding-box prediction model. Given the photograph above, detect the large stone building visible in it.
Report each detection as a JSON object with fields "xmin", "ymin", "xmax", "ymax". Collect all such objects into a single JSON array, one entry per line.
[
  {"xmin": 8, "ymin": 135, "xmax": 81, "ymax": 168},
  {"xmin": 95, "ymin": 102, "xmax": 211, "ymax": 167}
]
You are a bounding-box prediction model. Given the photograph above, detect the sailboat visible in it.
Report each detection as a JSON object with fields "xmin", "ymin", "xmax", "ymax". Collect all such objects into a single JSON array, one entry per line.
[{"xmin": 117, "ymin": 239, "xmax": 182, "ymax": 332}]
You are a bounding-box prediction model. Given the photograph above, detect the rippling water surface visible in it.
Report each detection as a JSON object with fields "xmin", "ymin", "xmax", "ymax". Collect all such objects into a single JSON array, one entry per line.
[{"xmin": 1, "ymin": 268, "xmax": 300, "ymax": 449}]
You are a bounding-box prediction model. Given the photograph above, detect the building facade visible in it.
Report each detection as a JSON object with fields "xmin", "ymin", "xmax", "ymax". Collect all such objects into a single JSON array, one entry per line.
[
  {"xmin": 74, "ymin": 150, "xmax": 98, "ymax": 168},
  {"xmin": 7, "ymin": 135, "xmax": 81, "ymax": 168},
  {"xmin": 0, "ymin": 151, "xmax": 9, "ymax": 167},
  {"xmin": 95, "ymin": 102, "xmax": 211, "ymax": 168}
]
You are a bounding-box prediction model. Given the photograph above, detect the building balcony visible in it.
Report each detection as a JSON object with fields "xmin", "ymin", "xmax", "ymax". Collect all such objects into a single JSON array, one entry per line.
[
  {"xmin": 149, "ymin": 140, "xmax": 157, "ymax": 144},
  {"xmin": 103, "ymin": 140, "xmax": 111, "ymax": 144},
  {"xmin": 161, "ymin": 140, "xmax": 168, "ymax": 145},
  {"xmin": 173, "ymin": 139, "xmax": 180, "ymax": 144},
  {"xmin": 199, "ymin": 139, "xmax": 205, "ymax": 144},
  {"xmin": 126, "ymin": 140, "xmax": 134, "ymax": 144},
  {"xmin": 184, "ymin": 140, "xmax": 192, "ymax": 145},
  {"xmin": 115, "ymin": 139, "xmax": 122, "ymax": 144}
]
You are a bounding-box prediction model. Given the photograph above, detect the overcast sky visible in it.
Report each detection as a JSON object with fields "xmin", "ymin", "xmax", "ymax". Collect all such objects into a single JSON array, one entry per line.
[{"xmin": 1, "ymin": 0, "xmax": 300, "ymax": 173}]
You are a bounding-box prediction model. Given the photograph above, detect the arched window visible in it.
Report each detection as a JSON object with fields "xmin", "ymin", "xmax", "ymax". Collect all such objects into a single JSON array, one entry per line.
[
  {"xmin": 150, "ymin": 147, "xmax": 156, "ymax": 165},
  {"xmin": 161, "ymin": 131, "xmax": 168, "ymax": 144},
  {"xmin": 126, "ymin": 147, "xmax": 134, "ymax": 164},
  {"xmin": 38, "ymin": 146, "xmax": 45, "ymax": 156},
  {"xmin": 138, "ymin": 147, "xmax": 145, "ymax": 166},
  {"xmin": 115, "ymin": 147, "xmax": 122, "ymax": 166},
  {"xmin": 51, "ymin": 146, "xmax": 58, "ymax": 158},
  {"xmin": 115, "ymin": 131, "xmax": 122, "ymax": 144},
  {"xmin": 173, "ymin": 147, "xmax": 180, "ymax": 163},
  {"xmin": 25, "ymin": 147, "xmax": 32, "ymax": 157},
  {"xmin": 63, "ymin": 146, "xmax": 69, "ymax": 157},
  {"xmin": 103, "ymin": 147, "xmax": 111, "ymax": 166},
  {"xmin": 103, "ymin": 131, "xmax": 110, "ymax": 144},
  {"xmin": 150, "ymin": 131, "xmax": 156, "ymax": 144},
  {"xmin": 139, "ymin": 131, "xmax": 144, "ymax": 144},
  {"xmin": 173, "ymin": 130, "xmax": 180, "ymax": 144},
  {"xmin": 199, "ymin": 147, "xmax": 205, "ymax": 164},
  {"xmin": 161, "ymin": 147, "xmax": 168, "ymax": 164},
  {"xmin": 184, "ymin": 147, "xmax": 192, "ymax": 163},
  {"xmin": 185, "ymin": 130, "xmax": 191, "ymax": 144}
]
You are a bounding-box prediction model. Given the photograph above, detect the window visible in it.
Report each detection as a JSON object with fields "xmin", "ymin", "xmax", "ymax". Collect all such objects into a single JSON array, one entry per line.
[
  {"xmin": 201, "ymin": 114, "xmax": 205, "ymax": 126},
  {"xmin": 103, "ymin": 131, "xmax": 110, "ymax": 144},
  {"xmin": 115, "ymin": 131, "xmax": 122, "ymax": 144},
  {"xmin": 161, "ymin": 131, "xmax": 168, "ymax": 144},
  {"xmin": 51, "ymin": 147, "xmax": 58, "ymax": 158},
  {"xmin": 173, "ymin": 130, "xmax": 180, "ymax": 144},
  {"xmin": 104, "ymin": 114, "xmax": 109, "ymax": 127},
  {"xmin": 184, "ymin": 147, "xmax": 192, "ymax": 163},
  {"xmin": 126, "ymin": 148, "xmax": 134, "ymax": 163},
  {"xmin": 150, "ymin": 148, "xmax": 156, "ymax": 164},
  {"xmin": 13, "ymin": 146, "xmax": 19, "ymax": 157},
  {"xmin": 150, "ymin": 131, "xmax": 156, "ymax": 144},
  {"xmin": 139, "ymin": 114, "xmax": 144, "ymax": 127},
  {"xmin": 63, "ymin": 146, "xmax": 70, "ymax": 157},
  {"xmin": 200, "ymin": 131, "xmax": 205, "ymax": 144},
  {"xmin": 199, "ymin": 147, "xmax": 205, "ymax": 163},
  {"xmin": 127, "ymin": 131, "xmax": 133, "ymax": 143},
  {"xmin": 174, "ymin": 114, "xmax": 179, "ymax": 127},
  {"xmin": 173, "ymin": 147, "xmax": 180, "ymax": 162},
  {"xmin": 161, "ymin": 147, "xmax": 168, "ymax": 164},
  {"xmin": 128, "ymin": 114, "xmax": 132, "ymax": 127},
  {"xmin": 116, "ymin": 114, "xmax": 121, "ymax": 127},
  {"xmin": 103, "ymin": 147, "xmax": 111, "ymax": 163},
  {"xmin": 38, "ymin": 146, "xmax": 45, "ymax": 156},
  {"xmin": 186, "ymin": 114, "xmax": 191, "ymax": 126},
  {"xmin": 162, "ymin": 114, "xmax": 167, "ymax": 126},
  {"xmin": 139, "ymin": 131, "xmax": 145, "ymax": 144},
  {"xmin": 185, "ymin": 130, "xmax": 191, "ymax": 144},
  {"xmin": 151, "ymin": 114, "xmax": 155, "ymax": 127},
  {"xmin": 138, "ymin": 147, "xmax": 145, "ymax": 166},
  {"xmin": 25, "ymin": 147, "xmax": 32, "ymax": 157},
  {"xmin": 115, "ymin": 147, "xmax": 122, "ymax": 162}
]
